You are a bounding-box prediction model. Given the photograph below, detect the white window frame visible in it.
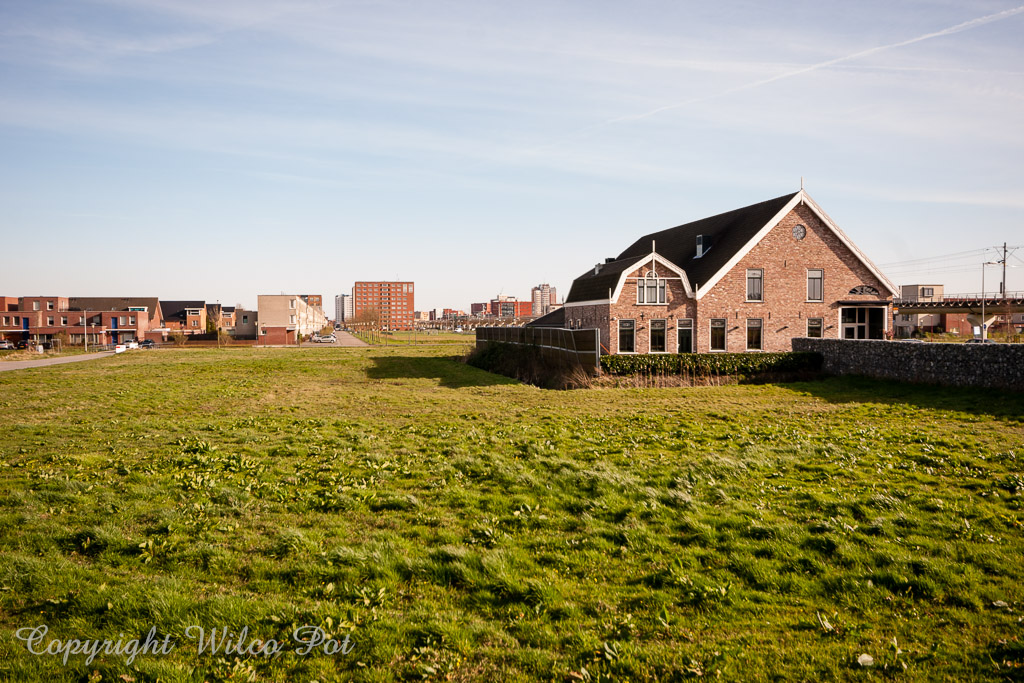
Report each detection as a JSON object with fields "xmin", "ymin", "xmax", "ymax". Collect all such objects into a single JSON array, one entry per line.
[
  {"xmin": 649, "ymin": 319, "xmax": 668, "ymax": 353},
  {"xmin": 746, "ymin": 318, "xmax": 763, "ymax": 351},
  {"xmin": 746, "ymin": 269, "xmax": 764, "ymax": 302},
  {"xmin": 618, "ymin": 319, "xmax": 636, "ymax": 354},
  {"xmin": 710, "ymin": 318, "xmax": 727, "ymax": 352},
  {"xmin": 637, "ymin": 272, "xmax": 667, "ymax": 305},
  {"xmin": 676, "ymin": 318, "xmax": 694, "ymax": 353},
  {"xmin": 807, "ymin": 269, "xmax": 824, "ymax": 302}
]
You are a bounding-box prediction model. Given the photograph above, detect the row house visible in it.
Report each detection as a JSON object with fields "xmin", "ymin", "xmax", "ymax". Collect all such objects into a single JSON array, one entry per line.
[
  {"xmin": 161, "ymin": 301, "xmax": 207, "ymax": 334},
  {"xmin": 0, "ymin": 296, "xmax": 163, "ymax": 345},
  {"xmin": 539, "ymin": 190, "xmax": 897, "ymax": 354},
  {"xmin": 257, "ymin": 294, "xmax": 327, "ymax": 344}
]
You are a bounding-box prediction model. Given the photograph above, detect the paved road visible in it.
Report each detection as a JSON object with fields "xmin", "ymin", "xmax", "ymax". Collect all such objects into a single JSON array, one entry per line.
[
  {"xmin": 333, "ymin": 331, "xmax": 368, "ymax": 347},
  {"xmin": 0, "ymin": 351, "xmax": 115, "ymax": 373}
]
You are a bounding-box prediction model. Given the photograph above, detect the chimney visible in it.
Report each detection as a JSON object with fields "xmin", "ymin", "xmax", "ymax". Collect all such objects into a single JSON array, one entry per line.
[
  {"xmin": 605, "ymin": 257, "xmax": 615, "ymax": 264},
  {"xmin": 594, "ymin": 263, "xmax": 602, "ymax": 275},
  {"xmin": 695, "ymin": 234, "xmax": 704, "ymax": 258}
]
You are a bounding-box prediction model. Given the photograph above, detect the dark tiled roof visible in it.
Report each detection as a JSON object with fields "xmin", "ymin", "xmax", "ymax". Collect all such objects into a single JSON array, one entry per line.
[
  {"xmin": 565, "ymin": 258, "xmax": 640, "ymax": 303},
  {"xmin": 161, "ymin": 300, "xmax": 206, "ymax": 321},
  {"xmin": 525, "ymin": 307, "xmax": 565, "ymax": 328},
  {"xmin": 68, "ymin": 297, "xmax": 162, "ymax": 322},
  {"xmin": 566, "ymin": 193, "xmax": 799, "ymax": 303}
]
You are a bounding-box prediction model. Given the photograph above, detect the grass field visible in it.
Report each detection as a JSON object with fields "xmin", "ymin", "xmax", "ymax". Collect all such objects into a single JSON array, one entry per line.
[{"xmin": 1, "ymin": 346, "xmax": 1022, "ymax": 681}]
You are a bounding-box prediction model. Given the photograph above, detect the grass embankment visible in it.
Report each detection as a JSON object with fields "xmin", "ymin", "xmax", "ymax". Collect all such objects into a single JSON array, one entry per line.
[
  {"xmin": 1, "ymin": 347, "xmax": 1022, "ymax": 681},
  {"xmin": 350, "ymin": 331, "xmax": 472, "ymax": 346}
]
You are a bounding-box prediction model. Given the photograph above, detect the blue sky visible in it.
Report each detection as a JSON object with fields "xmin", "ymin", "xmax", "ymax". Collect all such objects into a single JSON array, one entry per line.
[{"xmin": 2, "ymin": 0, "xmax": 1022, "ymax": 311}]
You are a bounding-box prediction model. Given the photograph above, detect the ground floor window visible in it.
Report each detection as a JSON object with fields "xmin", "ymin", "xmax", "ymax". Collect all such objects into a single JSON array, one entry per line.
[
  {"xmin": 618, "ymin": 319, "xmax": 635, "ymax": 352},
  {"xmin": 746, "ymin": 318, "xmax": 762, "ymax": 350},
  {"xmin": 841, "ymin": 307, "xmax": 885, "ymax": 339},
  {"xmin": 650, "ymin": 319, "xmax": 666, "ymax": 352},
  {"xmin": 677, "ymin": 318, "xmax": 693, "ymax": 353},
  {"xmin": 710, "ymin": 319, "xmax": 726, "ymax": 351},
  {"xmin": 807, "ymin": 318, "xmax": 823, "ymax": 338}
]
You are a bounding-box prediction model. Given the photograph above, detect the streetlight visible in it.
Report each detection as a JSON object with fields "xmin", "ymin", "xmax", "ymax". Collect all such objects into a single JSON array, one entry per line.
[{"xmin": 981, "ymin": 261, "xmax": 1000, "ymax": 340}]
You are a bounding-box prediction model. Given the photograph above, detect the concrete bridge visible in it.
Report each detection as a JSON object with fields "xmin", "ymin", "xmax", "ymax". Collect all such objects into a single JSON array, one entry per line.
[{"xmin": 894, "ymin": 294, "xmax": 1024, "ymax": 333}]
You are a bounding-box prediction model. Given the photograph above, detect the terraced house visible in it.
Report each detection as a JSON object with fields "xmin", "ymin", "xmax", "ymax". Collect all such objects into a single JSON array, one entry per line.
[{"xmin": 557, "ymin": 190, "xmax": 897, "ymax": 354}]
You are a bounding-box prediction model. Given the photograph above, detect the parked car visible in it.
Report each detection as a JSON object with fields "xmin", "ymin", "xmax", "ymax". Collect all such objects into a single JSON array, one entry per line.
[
  {"xmin": 964, "ymin": 338, "xmax": 999, "ymax": 344},
  {"xmin": 0, "ymin": 340, "xmax": 14, "ymax": 350},
  {"xmin": 139, "ymin": 339, "xmax": 156, "ymax": 349},
  {"xmin": 15, "ymin": 340, "xmax": 30, "ymax": 350},
  {"xmin": 317, "ymin": 334, "xmax": 337, "ymax": 343}
]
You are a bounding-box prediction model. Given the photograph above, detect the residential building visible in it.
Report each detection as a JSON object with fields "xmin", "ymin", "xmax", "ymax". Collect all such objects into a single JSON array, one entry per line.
[
  {"xmin": 257, "ymin": 295, "xmax": 328, "ymax": 345},
  {"xmin": 335, "ymin": 293, "xmax": 353, "ymax": 323},
  {"xmin": 161, "ymin": 301, "xmax": 207, "ymax": 334},
  {"xmin": 233, "ymin": 307, "xmax": 258, "ymax": 338},
  {"xmin": 352, "ymin": 281, "xmax": 415, "ymax": 330},
  {"xmin": 205, "ymin": 303, "xmax": 235, "ymax": 332},
  {"xmin": 894, "ymin": 285, "xmax": 945, "ymax": 338},
  {"xmin": 300, "ymin": 294, "xmax": 323, "ymax": 309},
  {"xmin": 540, "ymin": 190, "xmax": 896, "ymax": 354},
  {"xmin": 1, "ymin": 296, "xmax": 162, "ymax": 345},
  {"xmin": 531, "ymin": 284, "xmax": 557, "ymax": 316},
  {"xmin": 471, "ymin": 295, "xmax": 534, "ymax": 318}
]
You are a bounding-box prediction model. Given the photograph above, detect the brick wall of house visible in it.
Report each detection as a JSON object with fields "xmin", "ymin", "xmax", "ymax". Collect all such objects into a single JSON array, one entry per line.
[
  {"xmin": 259, "ymin": 326, "xmax": 294, "ymax": 345},
  {"xmin": 696, "ymin": 204, "xmax": 891, "ymax": 352}
]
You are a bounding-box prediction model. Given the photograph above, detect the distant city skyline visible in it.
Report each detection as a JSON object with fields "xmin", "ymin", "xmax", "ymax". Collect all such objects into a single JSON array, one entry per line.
[{"xmin": 2, "ymin": 1, "xmax": 1022, "ymax": 310}]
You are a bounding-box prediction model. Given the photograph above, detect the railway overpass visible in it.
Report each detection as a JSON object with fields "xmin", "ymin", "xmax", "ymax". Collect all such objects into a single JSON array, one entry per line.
[{"xmin": 894, "ymin": 294, "xmax": 1024, "ymax": 334}]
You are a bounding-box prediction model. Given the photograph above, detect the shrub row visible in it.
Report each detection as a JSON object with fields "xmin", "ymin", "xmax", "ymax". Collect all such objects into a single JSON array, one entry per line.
[{"xmin": 599, "ymin": 351, "xmax": 823, "ymax": 376}]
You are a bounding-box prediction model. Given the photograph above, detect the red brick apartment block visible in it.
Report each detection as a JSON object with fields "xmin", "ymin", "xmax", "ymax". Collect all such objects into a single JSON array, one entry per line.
[
  {"xmin": 533, "ymin": 190, "xmax": 897, "ymax": 354},
  {"xmin": 352, "ymin": 282, "xmax": 415, "ymax": 330},
  {"xmin": 0, "ymin": 297, "xmax": 163, "ymax": 345}
]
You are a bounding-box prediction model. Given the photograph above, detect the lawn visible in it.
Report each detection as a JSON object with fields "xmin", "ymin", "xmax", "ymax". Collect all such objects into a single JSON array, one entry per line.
[{"xmin": 0, "ymin": 346, "xmax": 1022, "ymax": 681}]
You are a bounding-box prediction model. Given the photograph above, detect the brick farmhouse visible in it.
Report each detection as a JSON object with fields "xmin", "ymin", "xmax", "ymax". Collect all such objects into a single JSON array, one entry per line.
[{"xmin": 545, "ymin": 190, "xmax": 898, "ymax": 354}]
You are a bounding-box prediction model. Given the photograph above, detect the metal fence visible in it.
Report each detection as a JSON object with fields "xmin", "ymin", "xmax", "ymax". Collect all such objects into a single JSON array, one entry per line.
[{"xmin": 475, "ymin": 326, "xmax": 601, "ymax": 374}]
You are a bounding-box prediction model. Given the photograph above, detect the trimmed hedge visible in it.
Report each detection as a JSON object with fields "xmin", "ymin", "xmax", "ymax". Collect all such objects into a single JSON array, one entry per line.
[{"xmin": 600, "ymin": 351, "xmax": 823, "ymax": 376}]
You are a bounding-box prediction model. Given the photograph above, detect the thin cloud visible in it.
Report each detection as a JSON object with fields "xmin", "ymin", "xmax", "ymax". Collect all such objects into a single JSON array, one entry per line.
[{"xmin": 601, "ymin": 5, "xmax": 1024, "ymax": 125}]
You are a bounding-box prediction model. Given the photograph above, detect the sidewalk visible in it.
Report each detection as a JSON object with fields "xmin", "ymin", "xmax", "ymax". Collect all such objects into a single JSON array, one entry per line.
[{"xmin": 0, "ymin": 351, "xmax": 114, "ymax": 373}]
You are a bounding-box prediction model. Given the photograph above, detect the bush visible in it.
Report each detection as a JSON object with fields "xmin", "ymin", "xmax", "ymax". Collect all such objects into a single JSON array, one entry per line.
[{"xmin": 599, "ymin": 351, "xmax": 822, "ymax": 377}]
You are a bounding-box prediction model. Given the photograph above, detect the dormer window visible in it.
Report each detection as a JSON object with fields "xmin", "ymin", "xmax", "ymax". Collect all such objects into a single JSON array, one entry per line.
[
  {"xmin": 637, "ymin": 271, "xmax": 667, "ymax": 304},
  {"xmin": 695, "ymin": 234, "xmax": 710, "ymax": 258}
]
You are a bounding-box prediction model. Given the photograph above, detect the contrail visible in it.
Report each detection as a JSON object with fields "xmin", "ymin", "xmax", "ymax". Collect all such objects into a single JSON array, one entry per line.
[{"xmin": 546, "ymin": 5, "xmax": 1024, "ymax": 142}]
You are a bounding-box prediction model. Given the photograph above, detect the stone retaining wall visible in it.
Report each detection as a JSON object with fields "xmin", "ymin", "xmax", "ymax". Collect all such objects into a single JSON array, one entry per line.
[{"xmin": 792, "ymin": 338, "xmax": 1024, "ymax": 391}]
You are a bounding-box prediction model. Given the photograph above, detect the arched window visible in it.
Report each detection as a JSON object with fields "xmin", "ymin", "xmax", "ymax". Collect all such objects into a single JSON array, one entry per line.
[{"xmin": 637, "ymin": 271, "xmax": 667, "ymax": 304}]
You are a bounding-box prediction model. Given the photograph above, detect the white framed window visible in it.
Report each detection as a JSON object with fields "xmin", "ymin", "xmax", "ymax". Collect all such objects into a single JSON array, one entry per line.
[
  {"xmin": 650, "ymin": 319, "xmax": 667, "ymax": 353},
  {"xmin": 47, "ymin": 301, "xmax": 54, "ymax": 310},
  {"xmin": 119, "ymin": 316, "xmax": 127, "ymax": 325},
  {"xmin": 921, "ymin": 287, "xmax": 934, "ymax": 297},
  {"xmin": 129, "ymin": 317, "xmax": 135, "ymax": 325},
  {"xmin": 618, "ymin": 319, "xmax": 636, "ymax": 353},
  {"xmin": 746, "ymin": 318, "xmax": 763, "ymax": 350},
  {"xmin": 746, "ymin": 269, "xmax": 763, "ymax": 302},
  {"xmin": 710, "ymin": 319, "xmax": 727, "ymax": 351},
  {"xmin": 807, "ymin": 269, "xmax": 824, "ymax": 302},
  {"xmin": 33, "ymin": 301, "xmax": 40, "ymax": 310},
  {"xmin": 637, "ymin": 272, "xmax": 667, "ymax": 304},
  {"xmin": 290, "ymin": 315, "xmax": 296, "ymax": 324},
  {"xmin": 47, "ymin": 316, "xmax": 54, "ymax": 325},
  {"xmin": 807, "ymin": 318, "xmax": 823, "ymax": 338},
  {"xmin": 677, "ymin": 318, "xmax": 693, "ymax": 353},
  {"xmin": 289, "ymin": 299, "xmax": 296, "ymax": 309},
  {"xmin": 61, "ymin": 316, "xmax": 68, "ymax": 325}
]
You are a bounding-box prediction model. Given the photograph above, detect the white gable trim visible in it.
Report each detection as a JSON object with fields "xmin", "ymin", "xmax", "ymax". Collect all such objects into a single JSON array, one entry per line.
[
  {"xmin": 611, "ymin": 253, "xmax": 695, "ymax": 302},
  {"xmin": 695, "ymin": 190, "xmax": 898, "ymax": 299}
]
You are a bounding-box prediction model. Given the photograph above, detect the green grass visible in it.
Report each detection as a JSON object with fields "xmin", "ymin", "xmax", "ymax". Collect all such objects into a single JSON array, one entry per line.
[
  {"xmin": 351, "ymin": 330, "xmax": 471, "ymax": 345},
  {"xmin": 1, "ymin": 347, "xmax": 1022, "ymax": 681}
]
